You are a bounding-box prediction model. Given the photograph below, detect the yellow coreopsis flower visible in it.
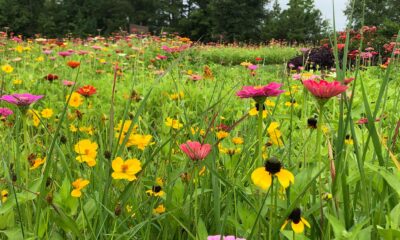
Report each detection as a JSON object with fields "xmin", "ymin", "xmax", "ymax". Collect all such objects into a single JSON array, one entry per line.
[
  {"xmin": 67, "ymin": 92, "xmax": 83, "ymax": 108},
  {"xmin": 1, "ymin": 64, "xmax": 13, "ymax": 74},
  {"xmin": 165, "ymin": 117, "xmax": 183, "ymax": 130},
  {"xmin": 69, "ymin": 124, "xmax": 78, "ymax": 132},
  {"xmin": 267, "ymin": 122, "xmax": 284, "ymax": 147},
  {"xmin": 30, "ymin": 157, "xmax": 46, "ymax": 170},
  {"xmin": 265, "ymin": 99, "xmax": 276, "ymax": 107},
  {"xmin": 169, "ymin": 91, "xmax": 184, "ymax": 100},
  {"xmin": 74, "ymin": 139, "xmax": 98, "ymax": 167},
  {"xmin": 13, "ymin": 79, "xmax": 22, "ymax": 85},
  {"xmin": 71, "ymin": 178, "xmax": 90, "ymax": 197},
  {"xmin": 35, "ymin": 56, "xmax": 44, "ymax": 62},
  {"xmin": 111, "ymin": 157, "xmax": 142, "ymax": 181},
  {"xmin": 115, "ymin": 120, "xmax": 137, "ymax": 134},
  {"xmin": 232, "ymin": 137, "xmax": 244, "ymax": 145},
  {"xmin": 15, "ymin": 45, "xmax": 23, "ymax": 53},
  {"xmin": 153, "ymin": 204, "xmax": 166, "ymax": 214},
  {"xmin": 41, "ymin": 108, "xmax": 54, "ymax": 119},
  {"xmin": 126, "ymin": 134, "xmax": 154, "ymax": 150},
  {"xmin": 79, "ymin": 126, "xmax": 94, "ymax": 135},
  {"xmin": 216, "ymin": 130, "xmax": 229, "ymax": 140}
]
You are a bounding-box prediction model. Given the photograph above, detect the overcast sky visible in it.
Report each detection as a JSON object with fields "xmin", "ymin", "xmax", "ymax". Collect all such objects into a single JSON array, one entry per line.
[{"xmin": 278, "ymin": 0, "xmax": 349, "ymax": 30}]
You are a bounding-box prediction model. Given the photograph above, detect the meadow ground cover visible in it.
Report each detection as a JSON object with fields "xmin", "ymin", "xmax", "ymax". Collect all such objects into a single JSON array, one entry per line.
[{"xmin": 0, "ymin": 33, "xmax": 399, "ymax": 240}]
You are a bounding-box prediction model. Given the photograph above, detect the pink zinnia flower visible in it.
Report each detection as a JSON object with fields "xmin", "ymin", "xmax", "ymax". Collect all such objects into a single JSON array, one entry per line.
[
  {"xmin": 0, "ymin": 107, "xmax": 13, "ymax": 119},
  {"xmin": 190, "ymin": 74, "xmax": 202, "ymax": 81},
  {"xmin": 344, "ymin": 77, "xmax": 355, "ymax": 85},
  {"xmin": 43, "ymin": 49, "xmax": 52, "ymax": 55},
  {"xmin": 58, "ymin": 51, "xmax": 73, "ymax": 57},
  {"xmin": 63, "ymin": 80, "xmax": 75, "ymax": 86},
  {"xmin": 248, "ymin": 64, "xmax": 258, "ymax": 70},
  {"xmin": 0, "ymin": 93, "xmax": 44, "ymax": 106},
  {"xmin": 303, "ymin": 79, "xmax": 348, "ymax": 100},
  {"xmin": 179, "ymin": 141, "xmax": 212, "ymax": 161},
  {"xmin": 236, "ymin": 82, "xmax": 285, "ymax": 100}
]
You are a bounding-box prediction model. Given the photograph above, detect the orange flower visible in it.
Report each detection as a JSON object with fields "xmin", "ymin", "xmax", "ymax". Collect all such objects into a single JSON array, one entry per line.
[
  {"xmin": 67, "ymin": 61, "xmax": 80, "ymax": 69},
  {"xmin": 77, "ymin": 85, "xmax": 97, "ymax": 97}
]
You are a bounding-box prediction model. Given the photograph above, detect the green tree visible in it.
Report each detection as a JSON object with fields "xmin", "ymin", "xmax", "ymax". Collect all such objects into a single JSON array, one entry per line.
[
  {"xmin": 344, "ymin": 0, "xmax": 400, "ymax": 38},
  {"xmin": 278, "ymin": 0, "xmax": 326, "ymax": 43}
]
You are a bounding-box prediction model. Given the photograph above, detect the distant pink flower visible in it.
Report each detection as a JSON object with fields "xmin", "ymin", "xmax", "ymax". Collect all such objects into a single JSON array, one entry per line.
[
  {"xmin": 190, "ymin": 74, "xmax": 202, "ymax": 81},
  {"xmin": 156, "ymin": 54, "xmax": 168, "ymax": 60},
  {"xmin": 63, "ymin": 80, "xmax": 75, "ymax": 86},
  {"xmin": 180, "ymin": 141, "xmax": 211, "ymax": 161},
  {"xmin": 236, "ymin": 82, "xmax": 285, "ymax": 100},
  {"xmin": 303, "ymin": 79, "xmax": 348, "ymax": 100},
  {"xmin": 337, "ymin": 44, "xmax": 345, "ymax": 50},
  {"xmin": 92, "ymin": 46, "xmax": 102, "ymax": 50},
  {"xmin": 58, "ymin": 51, "xmax": 73, "ymax": 57},
  {"xmin": 78, "ymin": 50, "xmax": 90, "ymax": 55},
  {"xmin": 0, "ymin": 93, "xmax": 44, "ymax": 106},
  {"xmin": 0, "ymin": 108, "xmax": 13, "ymax": 119},
  {"xmin": 357, "ymin": 117, "xmax": 381, "ymax": 125},
  {"xmin": 360, "ymin": 52, "xmax": 373, "ymax": 59},
  {"xmin": 208, "ymin": 236, "xmax": 245, "ymax": 240},
  {"xmin": 248, "ymin": 64, "xmax": 258, "ymax": 70},
  {"xmin": 43, "ymin": 49, "xmax": 52, "ymax": 55}
]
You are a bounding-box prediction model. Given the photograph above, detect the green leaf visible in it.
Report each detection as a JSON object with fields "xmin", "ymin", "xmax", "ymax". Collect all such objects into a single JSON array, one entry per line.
[
  {"xmin": 365, "ymin": 163, "xmax": 400, "ymax": 196},
  {"xmin": 196, "ymin": 218, "xmax": 208, "ymax": 240}
]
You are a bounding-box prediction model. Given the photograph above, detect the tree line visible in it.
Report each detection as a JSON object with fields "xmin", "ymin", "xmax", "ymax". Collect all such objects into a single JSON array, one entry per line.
[{"xmin": 0, "ymin": 0, "xmax": 398, "ymax": 43}]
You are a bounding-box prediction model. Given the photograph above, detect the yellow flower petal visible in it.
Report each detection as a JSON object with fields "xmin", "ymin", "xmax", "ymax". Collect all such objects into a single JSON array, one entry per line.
[
  {"xmin": 291, "ymin": 221, "xmax": 305, "ymax": 234},
  {"xmin": 251, "ymin": 167, "xmax": 272, "ymax": 190},
  {"xmin": 301, "ymin": 217, "xmax": 311, "ymax": 228},
  {"xmin": 281, "ymin": 220, "xmax": 289, "ymax": 231},
  {"xmin": 71, "ymin": 189, "xmax": 82, "ymax": 197},
  {"xmin": 275, "ymin": 169, "xmax": 295, "ymax": 189}
]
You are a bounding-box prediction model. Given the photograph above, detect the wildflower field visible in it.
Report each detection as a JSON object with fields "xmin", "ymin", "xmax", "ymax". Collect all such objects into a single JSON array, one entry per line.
[{"xmin": 0, "ymin": 33, "xmax": 400, "ymax": 240}]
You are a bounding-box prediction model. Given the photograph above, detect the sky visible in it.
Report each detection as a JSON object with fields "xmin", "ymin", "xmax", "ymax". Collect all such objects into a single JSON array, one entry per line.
[{"xmin": 278, "ymin": 0, "xmax": 349, "ymax": 30}]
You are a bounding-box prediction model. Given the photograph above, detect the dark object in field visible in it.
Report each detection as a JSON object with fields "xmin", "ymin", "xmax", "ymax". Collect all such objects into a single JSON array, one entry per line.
[{"xmin": 287, "ymin": 46, "xmax": 335, "ymax": 72}]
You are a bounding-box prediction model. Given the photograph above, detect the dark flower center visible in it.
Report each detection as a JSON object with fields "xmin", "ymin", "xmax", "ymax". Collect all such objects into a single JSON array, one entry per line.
[
  {"xmin": 290, "ymin": 98, "xmax": 296, "ymax": 103},
  {"xmin": 307, "ymin": 117, "xmax": 317, "ymax": 128},
  {"xmin": 288, "ymin": 208, "xmax": 302, "ymax": 223},
  {"xmin": 345, "ymin": 134, "xmax": 351, "ymax": 140},
  {"xmin": 264, "ymin": 157, "xmax": 282, "ymax": 174},
  {"xmin": 152, "ymin": 186, "xmax": 162, "ymax": 193}
]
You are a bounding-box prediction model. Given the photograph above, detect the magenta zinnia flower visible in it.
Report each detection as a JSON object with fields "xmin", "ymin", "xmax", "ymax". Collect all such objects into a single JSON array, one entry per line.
[
  {"xmin": 0, "ymin": 93, "xmax": 44, "ymax": 106},
  {"xmin": 0, "ymin": 107, "xmax": 13, "ymax": 119},
  {"xmin": 236, "ymin": 82, "xmax": 285, "ymax": 101},
  {"xmin": 179, "ymin": 141, "xmax": 212, "ymax": 161},
  {"xmin": 303, "ymin": 79, "xmax": 348, "ymax": 100}
]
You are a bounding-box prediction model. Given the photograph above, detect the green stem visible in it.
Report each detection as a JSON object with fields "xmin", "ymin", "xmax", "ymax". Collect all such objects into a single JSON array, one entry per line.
[
  {"xmin": 316, "ymin": 102, "xmax": 325, "ymax": 235},
  {"xmin": 269, "ymin": 178, "xmax": 274, "ymax": 240},
  {"xmin": 257, "ymin": 102, "xmax": 264, "ymax": 163}
]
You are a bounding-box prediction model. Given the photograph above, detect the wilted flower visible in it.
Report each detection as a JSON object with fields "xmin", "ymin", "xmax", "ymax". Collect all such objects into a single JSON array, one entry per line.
[{"xmin": 44, "ymin": 74, "xmax": 59, "ymax": 82}]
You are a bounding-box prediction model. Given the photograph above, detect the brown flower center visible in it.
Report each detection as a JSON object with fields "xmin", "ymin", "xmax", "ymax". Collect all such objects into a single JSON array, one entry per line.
[
  {"xmin": 121, "ymin": 164, "xmax": 129, "ymax": 173},
  {"xmin": 152, "ymin": 186, "xmax": 162, "ymax": 193},
  {"xmin": 288, "ymin": 208, "xmax": 302, "ymax": 224},
  {"xmin": 264, "ymin": 157, "xmax": 282, "ymax": 174}
]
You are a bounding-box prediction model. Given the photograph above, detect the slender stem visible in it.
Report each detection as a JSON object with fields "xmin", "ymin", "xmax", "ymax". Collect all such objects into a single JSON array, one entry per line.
[
  {"xmin": 257, "ymin": 102, "xmax": 264, "ymax": 163},
  {"xmin": 269, "ymin": 178, "xmax": 274, "ymax": 240},
  {"xmin": 316, "ymin": 102, "xmax": 325, "ymax": 235}
]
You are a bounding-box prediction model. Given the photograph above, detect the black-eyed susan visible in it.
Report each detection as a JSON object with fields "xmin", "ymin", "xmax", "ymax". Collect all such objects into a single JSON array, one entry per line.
[
  {"xmin": 307, "ymin": 117, "xmax": 317, "ymax": 129},
  {"xmin": 251, "ymin": 157, "xmax": 294, "ymax": 190},
  {"xmin": 146, "ymin": 185, "xmax": 165, "ymax": 197},
  {"xmin": 345, "ymin": 135, "xmax": 353, "ymax": 145},
  {"xmin": 1, "ymin": 189, "xmax": 8, "ymax": 203},
  {"xmin": 281, "ymin": 208, "xmax": 310, "ymax": 234}
]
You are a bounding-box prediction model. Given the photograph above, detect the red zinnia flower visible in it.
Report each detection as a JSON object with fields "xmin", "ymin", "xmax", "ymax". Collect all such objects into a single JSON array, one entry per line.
[
  {"xmin": 179, "ymin": 141, "xmax": 212, "ymax": 161},
  {"xmin": 67, "ymin": 61, "xmax": 80, "ymax": 69},
  {"xmin": 44, "ymin": 74, "xmax": 59, "ymax": 82},
  {"xmin": 77, "ymin": 85, "xmax": 97, "ymax": 97},
  {"xmin": 303, "ymin": 79, "xmax": 348, "ymax": 100}
]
